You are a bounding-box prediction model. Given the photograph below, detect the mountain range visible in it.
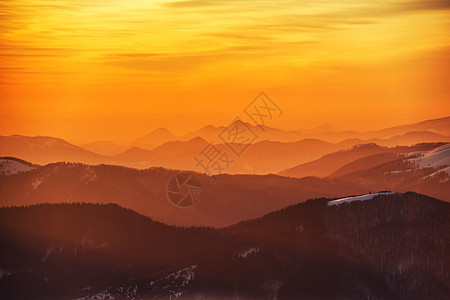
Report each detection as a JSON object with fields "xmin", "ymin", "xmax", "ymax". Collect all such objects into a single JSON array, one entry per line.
[
  {"xmin": 1, "ymin": 143, "xmax": 449, "ymax": 227},
  {"xmin": 0, "ymin": 117, "xmax": 449, "ymax": 175},
  {"xmin": 128, "ymin": 116, "xmax": 450, "ymax": 148},
  {"xmin": 1, "ymin": 117, "xmax": 449, "ymax": 299}
]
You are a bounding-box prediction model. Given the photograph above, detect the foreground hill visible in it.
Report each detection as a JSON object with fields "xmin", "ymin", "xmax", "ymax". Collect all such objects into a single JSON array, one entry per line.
[{"xmin": 0, "ymin": 192, "xmax": 448, "ymax": 299}]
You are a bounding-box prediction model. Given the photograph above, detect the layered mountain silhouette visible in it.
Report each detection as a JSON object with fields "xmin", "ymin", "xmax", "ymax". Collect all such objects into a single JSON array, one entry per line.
[
  {"xmin": 0, "ymin": 161, "xmax": 365, "ymax": 227},
  {"xmin": 0, "ymin": 135, "xmax": 357, "ymax": 174},
  {"xmin": 131, "ymin": 127, "xmax": 178, "ymax": 150},
  {"xmin": 279, "ymin": 143, "xmax": 447, "ymax": 178},
  {"xmin": 329, "ymin": 152, "xmax": 401, "ymax": 178},
  {"xmin": 128, "ymin": 116, "xmax": 450, "ymax": 147},
  {"xmin": 127, "ymin": 116, "xmax": 450, "ymax": 148},
  {"xmin": 334, "ymin": 143, "xmax": 450, "ymax": 201},
  {"xmin": 368, "ymin": 116, "xmax": 450, "ymax": 138},
  {"xmin": 1, "ymin": 116, "xmax": 449, "ymax": 299},
  {"xmin": 280, "ymin": 143, "xmax": 392, "ymax": 178},
  {"xmin": 0, "ymin": 192, "xmax": 448, "ymax": 299},
  {"xmin": 367, "ymin": 131, "xmax": 450, "ymax": 147},
  {"xmin": 1, "ymin": 142, "xmax": 448, "ymax": 227},
  {"xmin": 0, "ymin": 135, "xmax": 106, "ymax": 165},
  {"xmin": 1, "ymin": 118, "xmax": 448, "ymax": 174},
  {"xmin": 81, "ymin": 141, "xmax": 124, "ymax": 156},
  {"xmin": 280, "ymin": 143, "xmax": 450, "ymax": 200}
]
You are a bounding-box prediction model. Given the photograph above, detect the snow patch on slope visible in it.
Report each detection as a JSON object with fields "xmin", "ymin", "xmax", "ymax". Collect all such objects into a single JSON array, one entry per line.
[
  {"xmin": 328, "ymin": 192, "xmax": 395, "ymax": 206},
  {"xmin": 239, "ymin": 247, "xmax": 262, "ymax": 258},
  {"xmin": 32, "ymin": 178, "xmax": 44, "ymax": 189},
  {"xmin": 422, "ymin": 166, "xmax": 450, "ymax": 182},
  {"xmin": 146, "ymin": 265, "xmax": 197, "ymax": 297},
  {"xmin": 77, "ymin": 290, "xmax": 114, "ymax": 300}
]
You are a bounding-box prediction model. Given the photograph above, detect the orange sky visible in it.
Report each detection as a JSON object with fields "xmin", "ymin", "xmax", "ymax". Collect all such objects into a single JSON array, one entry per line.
[{"xmin": 1, "ymin": 0, "xmax": 449, "ymax": 143}]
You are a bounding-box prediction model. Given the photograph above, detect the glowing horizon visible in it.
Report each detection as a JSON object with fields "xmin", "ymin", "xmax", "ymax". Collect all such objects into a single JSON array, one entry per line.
[{"xmin": 1, "ymin": 0, "xmax": 449, "ymax": 143}]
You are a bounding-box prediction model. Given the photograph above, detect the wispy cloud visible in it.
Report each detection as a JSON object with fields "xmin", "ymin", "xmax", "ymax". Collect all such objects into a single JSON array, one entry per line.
[{"xmin": 1, "ymin": 0, "xmax": 449, "ymax": 81}]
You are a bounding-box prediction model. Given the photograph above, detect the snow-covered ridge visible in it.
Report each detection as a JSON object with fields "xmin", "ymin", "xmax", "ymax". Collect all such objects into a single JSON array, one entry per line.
[
  {"xmin": 0, "ymin": 158, "xmax": 34, "ymax": 175},
  {"xmin": 407, "ymin": 143, "xmax": 450, "ymax": 169},
  {"xmin": 327, "ymin": 192, "xmax": 395, "ymax": 206}
]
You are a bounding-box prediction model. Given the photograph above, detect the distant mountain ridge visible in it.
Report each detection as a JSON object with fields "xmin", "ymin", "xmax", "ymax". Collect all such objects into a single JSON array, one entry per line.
[
  {"xmin": 128, "ymin": 116, "xmax": 450, "ymax": 148},
  {"xmin": 369, "ymin": 116, "xmax": 450, "ymax": 138},
  {"xmin": 81, "ymin": 141, "xmax": 123, "ymax": 156},
  {"xmin": 0, "ymin": 134, "xmax": 358, "ymax": 173},
  {"xmin": 0, "ymin": 116, "xmax": 448, "ymax": 174},
  {"xmin": 131, "ymin": 127, "xmax": 178, "ymax": 149},
  {"xmin": 0, "ymin": 135, "xmax": 106, "ymax": 165}
]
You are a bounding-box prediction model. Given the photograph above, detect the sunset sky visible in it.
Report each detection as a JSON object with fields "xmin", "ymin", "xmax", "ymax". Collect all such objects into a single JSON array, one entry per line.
[{"xmin": 1, "ymin": 0, "xmax": 449, "ymax": 143}]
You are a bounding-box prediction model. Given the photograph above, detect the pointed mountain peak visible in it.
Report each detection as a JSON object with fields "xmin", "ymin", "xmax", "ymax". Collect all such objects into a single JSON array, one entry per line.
[
  {"xmin": 229, "ymin": 119, "xmax": 255, "ymax": 128},
  {"xmin": 148, "ymin": 127, "xmax": 175, "ymax": 136},
  {"xmin": 187, "ymin": 136, "xmax": 208, "ymax": 144},
  {"xmin": 199, "ymin": 124, "xmax": 218, "ymax": 130}
]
